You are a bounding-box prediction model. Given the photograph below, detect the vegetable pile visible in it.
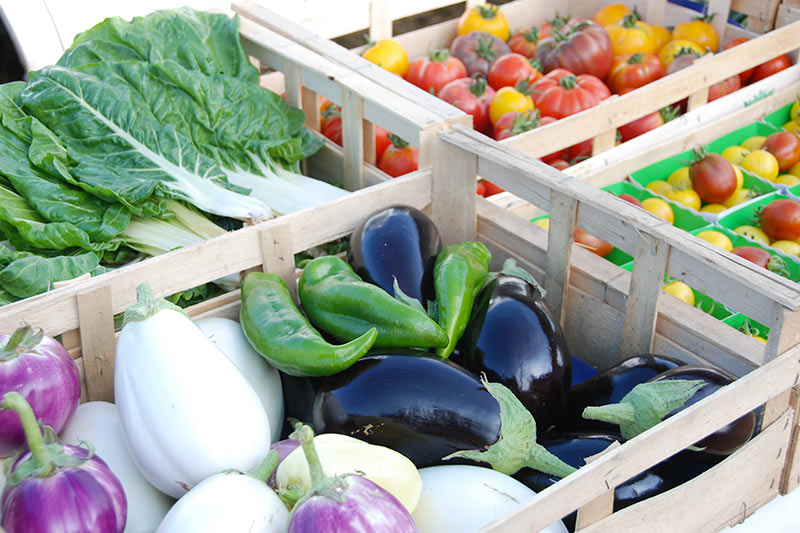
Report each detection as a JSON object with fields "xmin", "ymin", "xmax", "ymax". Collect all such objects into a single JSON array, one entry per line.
[
  {"xmin": 0, "ymin": 8, "xmax": 348, "ymax": 305},
  {"xmin": 0, "ymin": 204, "xmax": 756, "ymax": 532}
]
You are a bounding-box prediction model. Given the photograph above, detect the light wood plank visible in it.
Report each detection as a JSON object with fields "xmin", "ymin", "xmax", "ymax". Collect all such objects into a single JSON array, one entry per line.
[
  {"xmin": 76, "ymin": 286, "xmax": 116, "ymax": 403},
  {"xmin": 342, "ymin": 88, "xmax": 366, "ymax": 191},
  {"xmin": 302, "ymin": 87, "xmax": 321, "ymax": 129},
  {"xmin": 544, "ymin": 191, "xmax": 578, "ymax": 326},
  {"xmin": 432, "ymin": 137, "xmax": 477, "ymax": 244},
  {"xmin": 259, "ymin": 222, "xmax": 297, "ymax": 300},
  {"xmin": 363, "ymin": 120, "xmax": 377, "ymax": 164},
  {"xmin": 573, "ymin": 441, "xmax": 620, "ymax": 529},
  {"xmin": 781, "ymin": 386, "xmax": 800, "ymax": 494},
  {"xmin": 591, "ymin": 128, "xmax": 617, "ymax": 156},
  {"xmin": 369, "ymin": 0, "xmax": 393, "ymax": 41}
]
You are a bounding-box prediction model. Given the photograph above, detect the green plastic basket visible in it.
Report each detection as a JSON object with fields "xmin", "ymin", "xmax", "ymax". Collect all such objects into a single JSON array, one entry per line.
[
  {"xmin": 602, "ymin": 181, "xmax": 708, "ymax": 232},
  {"xmin": 723, "ymin": 313, "xmax": 770, "ymax": 340},
  {"xmin": 762, "ymin": 102, "xmax": 796, "ymax": 130}
]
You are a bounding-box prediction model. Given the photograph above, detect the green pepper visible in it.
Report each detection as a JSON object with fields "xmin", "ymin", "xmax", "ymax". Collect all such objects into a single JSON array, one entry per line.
[
  {"xmin": 298, "ymin": 256, "xmax": 448, "ymax": 349},
  {"xmin": 434, "ymin": 241, "xmax": 492, "ymax": 358},
  {"xmin": 240, "ymin": 272, "xmax": 377, "ymax": 377}
]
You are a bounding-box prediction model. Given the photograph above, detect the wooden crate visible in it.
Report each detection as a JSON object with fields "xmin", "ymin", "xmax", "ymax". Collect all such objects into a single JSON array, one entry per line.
[
  {"xmin": 234, "ymin": 0, "xmax": 800, "ymax": 169},
  {"xmin": 731, "ymin": 0, "xmax": 782, "ymax": 33},
  {"xmin": 1, "ymin": 112, "xmax": 799, "ymax": 530}
]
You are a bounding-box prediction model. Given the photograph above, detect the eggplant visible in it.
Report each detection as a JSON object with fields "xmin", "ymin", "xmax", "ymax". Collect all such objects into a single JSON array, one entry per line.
[
  {"xmin": 649, "ymin": 366, "xmax": 755, "ymax": 455},
  {"xmin": 347, "ymin": 205, "xmax": 441, "ymax": 304},
  {"xmin": 558, "ymin": 354, "xmax": 685, "ymax": 432},
  {"xmin": 313, "ymin": 351, "xmax": 575, "ymax": 478},
  {"xmin": 452, "ymin": 274, "xmax": 571, "ymax": 428},
  {"xmin": 279, "ymin": 373, "xmax": 326, "ymax": 437}
]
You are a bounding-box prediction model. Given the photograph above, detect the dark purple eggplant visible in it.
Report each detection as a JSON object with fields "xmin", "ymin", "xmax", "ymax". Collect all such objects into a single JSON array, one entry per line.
[
  {"xmin": 279, "ymin": 373, "xmax": 326, "ymax": 438},
  {"xmin": 313, "ymin": 351, "xmax": 575, "ymax": 478},
  {"xmin": 452, "ymin": 274, "xmax": 571, "ymax": 428},
  {"xmin": 650, "ymin": 366, "xmax": 755, "ymax": 456},
  {"xmin": 558, "ymin": 354, "xmax": 685, "ymax": 432},
  {"xmin": 347, "ymin": 205, "xmax": 441, "ymax": 304}
]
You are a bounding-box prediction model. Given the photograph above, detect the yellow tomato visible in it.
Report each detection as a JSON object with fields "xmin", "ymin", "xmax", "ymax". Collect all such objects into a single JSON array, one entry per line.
[
  {"xmin": 658, "ymin": 39, "xmax": 704, "ymax": 67},
  {"xmin": 641, "ymin": 197, "xmax": 674, "ymax": 223},
  {"xmin": 663, "ymin": 280, "xmax": 695, "ymax": 306},
  {"xmin": 733, "ymin": 164, "xmax": 744, "ymax": 190},
  {"xmin": 753, "ymin": 335, "xmax": 768, "ymax": 344},
  {"xmin": 783, "ymin": 120, "xmax": 800, "ymax": 135},
  {"xmin": 646, "ymin": 180, "xmax": 674, "ymax": 196},
  {"xmin": 671, "ymin": 18, "xmax": 719, "ymax": 52},
  {"xmin": 771, "ymin": 240, "xmax": 800, "ymax": 256},
  {"xmin": 735, "ymin": 225, "xmax": 770, "ymax": 244},
  {"xmin": 740, "ymin": 136, "xmax": 766, "ymax": 151},
  {"xmin": 489, "ymin": 86, "xmax": 534, "ymax": 125},
  {"xmin": 697, "ymin": 230, "xmax": 733, "ymax": 251},
  {"xmin": 701, "ymin": 203, "xmax": 727, "ymax": 214},
  {"xmin": 776, "ymin": 174, "xmax": 800, "ymax": 186},
  {"xmin": 667, "ymin": 167, "xmax": 692, "ymax": 190},
  {"xmin": 740, "ymin": 150, "xmax": 779, "ymax": 181},
  {"xmin": 606, "ymin": 17, "xmax": 657, "ymax": 56},
  {"xmin": 649, "ymin": 24, "xmax": 671, "ymax": 51},
  {"xmin": 722, "ymin": 187, "xmax": 752, "ymax": 208},
  {"xmin": 791, "ymin": 97, "xmax": 800, "ymax": 123},
  {"xmin": 458, "ymin": 4, "xmax": 510, "ymax": 41},
  {"xmin": 721, "ymin": 145, "xmax": 749, "ymax": 165},
  {"xmin": 362, "ymin": 39, "xmax": 409, "ymax": 76},
  {"xmin": 593, "ymin": 3, "xmax": 631, "ymax": 26},
  {"xmin": 667, "ymin": 188, "xmax": 701, "ymax": 210},
  {"xmin": 789, "ymin": 160, "xmax": 800, "ymax": 178},
  {"xmin": 533, "ymin": 218, "xmax": 550, "ymax": 230}
]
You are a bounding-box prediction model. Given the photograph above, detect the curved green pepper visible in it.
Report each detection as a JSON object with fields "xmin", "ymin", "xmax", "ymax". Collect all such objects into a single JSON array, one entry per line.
[
  {"xmin": 298, "ymin": 256, "xmax": 448, "ymax": 349},
  {"xmin": 240, "ymin": 272, "xmax": 377, "ymax": 377},
  {"xmin": 434, "ymin": 241, "xmax": 492, "ymax": 358}
]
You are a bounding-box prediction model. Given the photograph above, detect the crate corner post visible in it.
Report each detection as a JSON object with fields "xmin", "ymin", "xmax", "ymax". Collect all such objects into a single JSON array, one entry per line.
[
  {"xmin": 76, "ymin": 285, "xmax": 116, "ymax": 403},
  {"xmin": 431, "ymin": 133, "xmax": 478, "ymax": 245}
]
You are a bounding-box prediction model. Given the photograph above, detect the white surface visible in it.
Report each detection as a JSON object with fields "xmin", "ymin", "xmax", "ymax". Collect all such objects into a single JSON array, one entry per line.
[{"xmin": 722, "ymin": 485, "xmax": 800, "ymax": 532}]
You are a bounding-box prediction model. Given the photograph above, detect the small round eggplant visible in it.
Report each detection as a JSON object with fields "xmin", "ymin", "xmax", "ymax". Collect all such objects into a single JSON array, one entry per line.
[
  {"xmin": 452, "ymin": 274, "xmax": 571, "ymax": 428},
  {"xmin": 649, "ymin": 366, "xmax": 755, "ymax": 455},
  {"xmin": 347, "ymin": 205, "xmax": 441, "ymax": 304}
]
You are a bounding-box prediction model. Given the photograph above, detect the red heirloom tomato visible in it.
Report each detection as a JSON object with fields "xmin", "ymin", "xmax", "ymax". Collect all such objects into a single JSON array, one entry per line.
[
  {"xmin": 378, "ymin": 135, "xmax": 419, "ymax": 177},
  {"xmin": 760, "ymin": 199, "xmax": 800, "ymax": 241},
  {"xmin": 568, "ymin": 138, "xmax": 594, "ymax": 162},
  {"xmin": 375, "ymin": 125, "xmax": 391, "ymax": 162},
  {"xmin": 606, "ymin": 52, "xmax": 664, "ymax": 94},
  {"xmin": 535, "ymin": 19, "xmax": 613, "ymax": 79},
  {"xmin": 549, "ymin": 158, "xmax": 571, "ymax": 170},
  {"xmin": 321, "ymin": 103, "xmax": 342, "ymax": 146},
  {"xmin": 689, "ymin": 149, "xmax": 737, "ymax": 204},
  {"xmin": 439, "ymin": 75, "xmax": 496, "ymax": 135},
  {"xmin": 618, "ymin": 193, "xmax": 643, "ymax": 207},
  {"xmin": 618, "ymin": 105, "xmax": 679, "ymax": 142},
  {"xmin": 750, "ymin": 54, "xmax": 792, "ymax": 84},
  {"xmin": 533, "ymin": 68, "xmax": 611, "ymax": 119},
  {"xmin": 488, "ymin": 53, "xmax": 542, "ymax": 91},
  {"xmin": 476, "ymin": 180, "xmax": 487, "ymax": 196},
  {"xmin": 508, "ymin": 27, "xmax": 541, "ymax": 58},
  {"xmin": 450, "ymin": 31, "xmax": 511, "ymax": 77},
  {"xmin": 723, "ymin": 37, "xmax": 755, "ymax": 84},
  {"xmin": 405, "ymin": 49, "xmax": 467, "ymax": 95},
  {"xmin": 731, "ymin": 246, "xmax": 772, "ymax": 268},
  {"xmin": 482, "ymin": 180, "xmax": 505, "ymax": 196},
  {"xmin": 493, "ymin": 110, "xmax": 567, "ymax": 163},
  {"xmin": 707, "ymin": 74, "xmax": 741, "ymax": 102},
  {"xmin": 763, "ymin": 131, "xmax": 800, "ymax": 171},
  {"xmin": 539, "ymin": 14, "xmax": 570, "ymax": 40}
]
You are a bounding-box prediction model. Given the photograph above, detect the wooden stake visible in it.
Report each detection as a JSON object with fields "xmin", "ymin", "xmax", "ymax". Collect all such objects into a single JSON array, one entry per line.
[
  {"xmin": 76, "ymin": 286, "xmax": 116, "ymax": 402},
  {"xmin": 544, "ymin": 191, "xmax": 578, "ymax": 326}
]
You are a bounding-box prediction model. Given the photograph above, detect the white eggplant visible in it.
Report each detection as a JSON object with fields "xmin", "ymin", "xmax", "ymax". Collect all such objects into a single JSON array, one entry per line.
[
  {"xmin": 61, "ymin": 401, "xmax": 175, "ymax": 533},
  {"xmin": 195, "ymin": 317, "xmax": 283, "ymax": 442},
  {"xmin": 115, "ymin": 284, "xmax": 271, "ymax": 499},
  {"xmin": 412, "ymin": 465, "xmax": 568, "ymax": 533}
]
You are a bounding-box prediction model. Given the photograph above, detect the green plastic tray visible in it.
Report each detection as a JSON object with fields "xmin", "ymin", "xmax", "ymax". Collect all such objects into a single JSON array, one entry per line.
[
  {"xmin": 762, "ymin": 102, "xmax": 796, "ymax": 130},
  {"xmin": 723, "ymin": 313, "xmax": 770, "ymax": 340},
  {"xmin": 530, "ymin": 213, "xmax": 633, "ymax": 267},
  {"xmin": 602, "ymin": 181, "xmax": 708, "ymax": 232}
]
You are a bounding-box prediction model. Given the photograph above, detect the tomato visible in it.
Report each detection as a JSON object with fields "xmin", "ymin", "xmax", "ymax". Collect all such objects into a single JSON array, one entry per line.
[
  {"xmin": 667, "ymin": 188, "xmax": 702, "ymax": 211},
  {"xmin": 785, "ymin": 119, "xmax": 800, "ymax": 135},
  {"xmin": 458, "ymin": 4, "xmax": 510, "ymax": 41},
  {"xmin": 721, "ymin": 145, "xmax": 749, "ymax": 165},
  {"xmin": 489, "ymin": 83, "xmax": 534, "ymax": 124},
  {"xmin": 763, "ymin": 131, "xmax": 800, "ymax": 172},
  {"xmin": 735, "ymin": 225, "xmax": 770, "ymax": 245},
  {"xmin": 646, "ymin": 180, "xmax": 673, "ymax": 196},
  {"xmin": 439, "ymin": 75, "xmax": 496, "ymax": 135},
  {"xmin": 619, "ymin": 193, "xmax": 643, "ymax": 207},
  {"xmin": 697, "ymin": 230, "xmax": 733, "ymax": 252},
  {"xmin": 722, "ymin": 188, "xmax": 753, "ymax": 208},
  {"xmin": 700, "ymin": 203, "xmax": 727, "ymax": 214},
  {"xmin": 792, "ymin": 98, "xmax": 800, "ymax": 123},
  {"xmin": 476, "ymin": 180, "xmax": 487, "ymax": 196},
  {"xmin": 771, "ymin": 240, "xmax": 800, "ymax": 256},
  {"xmin": 568, "ymin": 138, "xmax": 593, "ymax": 162},
  {"xmin": 321, "ymin": 103, "xmax": 342, "ymax": 146},
  {"xmin": 532, "ymin": 68, "xmax": 611, "ymax": 119},
  {"xmin": 508, "ymin": 27, "xmax": 541, "ymax": 58},
  {"xmin": 672, "ymin": 17, "xmax": 718, "ymax": 52},
  {"xmin": 593, "ymin": 3, "xmax": 631, "ymax": 27},
  {"xmin": 451, "ymin": 31, "xmax": 511, "ymax": 77},
  {"xmin": 494, "ymin": 110, "xmax": 567, "ymax": 163},
  {"xmin": 649, "ymin": 24, "xmax": 671, "ymax": 51},
  {"xmin": 641, "ymin": 197, "xmax": 674, "ymax": 223},
  {"xmin": 362, "ymin": 38, "xmax": 409, "ymax": 76},
  {"xmin": 659, "ymin": 40, "xmax": 704, "ymax": 68},
  {"xmin": 740, "ymin": 136, "xmax": 766, "ymax": 151},
  {"xmin": 740, "ymin": 150, "xmax": 779, "ymax": 181},
  {"xmin": 378, "ymin": 135, "xmax": 419, "ymax": 177},
  {"xmin": 667, "ymin": 167, "xmax": 692, "ymax": 190},
  {"xmin": 605, "ymin": 15, "xmax": 657, "ymax": 56},
  {"xmin": 707, "ymin": 74, "xmax": 741, "ymax": 102},
  {"xmin": 606, "ymin": 53, "xmax": 664, "ymax": 94},
  {"xmin": 777, "ymin": 174, "xmax": 800, "ymax": 186},
  {"xmin": 405, "ymin": 49, "xmax": 468, "ymax": 95},
  {"xmin": 488, "ymin": 53, "xmax": 542, "ymax": 91},
  {"xmin": 574, "ymin": 228, "xmax": 613, "ymax": 257},
  {"xmin": 792, "ymin": 160, "xmax": 800, "ymax": 178},
  {"xmin": 549, "ymin": 158, "xmax": 571, "ymax": 170},
  {"xmin": 732, "ymin": 246, "xmax": 772, "ymax": 268},
  {"xmin": 723, "ymin": 38, "xmax": 755, "ymax": 84},
  {"xmin": 663, "ymin": 280, "xmax": 695, "ymax": 306},
  {"xmin": 689, "ymin": 151, "xmax": 737, "ymax": 204},
  {"xmin": 760, "ymin": 198, "xmax": 800, "ymax": 241},
  {"xmin": 618, "ymin": 105, "xmax": 678, "ymax": 142},
  {"xmin": 750, "ymin": 54, "xmax": 792, "ymax": 84},
  {"xmin": 538, "ymin": 14, "xmax": 571, "ymax": 40},
  {"xmin": 375, "ymin": 125, "xmax": 391, "ymax": 162},
  {"xmin": 482, "ymin": 180, "xmax": 505, "ymax": 196},
  {"xmin": 535, "ymin": 19, "xmax": 613, "ymax": 79}
]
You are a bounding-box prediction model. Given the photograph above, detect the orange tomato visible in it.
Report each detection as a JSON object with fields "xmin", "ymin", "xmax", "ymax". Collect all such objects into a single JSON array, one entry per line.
[
  {"xmin": 672, "ymin": 17, "xmax": 718, "ymax": 52},
  {"xmin": 658, "ymin": 39, "xmax": 704, "ymax": 67},
  {"xmin": 649, "ymin": 24, "xmax": 671, "ymax": 51},
  {"xmin": 606, "ymin": 15, "xmax": 657, "ymax": 56},
  {"xmin": 458, "ymin": 3, "xmax": 510, "ymax": 41},
  {"xmin": 593, "ymin": 3, "xmax": 632, "ymax": 27}
]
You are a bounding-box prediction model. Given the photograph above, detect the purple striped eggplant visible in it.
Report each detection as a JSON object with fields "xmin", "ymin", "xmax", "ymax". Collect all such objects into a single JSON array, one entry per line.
[
  {"xmin": 0, "ymin": 392, "xmax": 126, "ymax": 532},
  {"xmin": 287, "ymin": 424, "xmax": 418, "ymax": 533},
  {"xmin": 0, "ymin": 326, "xmax": 80, "ymax": 457}
]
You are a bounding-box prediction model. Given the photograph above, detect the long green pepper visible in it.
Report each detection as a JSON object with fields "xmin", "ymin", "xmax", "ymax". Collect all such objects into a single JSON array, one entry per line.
[
  {"xmin": 240, "ymin": 272, "xmax": 377, "ymax": 377},
  {"xmin": 298, "ymin": 256, "xmax": 449, "ymax": 349},
  {"xmin": 434, "ymin": 241, "xmax": 492, "ymax": 358}
]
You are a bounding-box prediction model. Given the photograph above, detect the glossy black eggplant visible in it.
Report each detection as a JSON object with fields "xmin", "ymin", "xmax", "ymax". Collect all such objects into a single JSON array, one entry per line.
[
  {"xmin": 313, "ymin": 351, "xmax": 576, "ymax": 478},
  {"xmin": 650, "ymin": 366, "xmax": 755, "ymax": 455},
  {"xmin": 279, "ymin": 372, "xmax": 326, "ymax": 438},
  {"xmin": 452, "ymin": 274, "xmax": 571, "ymax": 428},
  {"xmin": 347, "ymin": 205, "xmax": 441, "ymax": 304},
  {"xmin": 558, "ymin": 354, "xmax": 685, "ymax": 432}
]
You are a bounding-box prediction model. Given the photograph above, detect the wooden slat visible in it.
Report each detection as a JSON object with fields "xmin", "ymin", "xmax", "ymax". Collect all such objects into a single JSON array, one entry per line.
[
  {"xmin": 76, "ymin": 286, "xmax": 116, "ymax": 403},
  {"xmin": 369, "ymin": 0, "xmax": 393, "ymax": 41},
  {"xmin": 302, "ymin": 87, "xmax": 321, "ymax": 129},
  {"xmin": 781, "ymin": 386, "xmax": 800, "ymax": 494},
  {"xmin": 432, "ymin": 137, "xmax": 477, "ymax": 244},
  {"xmin": 258, "ymin": 222, "xmax": 297, "ymax": 300},
  {"xmin": 544, "ymin": 191, "xmax": 578, "ymax": 326},
  {"xmin": 574, "ymin": 441, "xmax": 620, "ymax": 529},
  {"xmin": 591, "ymin": 128, "xmax": 617, "ymax": 156},
  {"xmin": 342, "ymin": 88, "xmax": 366, "ymax": 190}
]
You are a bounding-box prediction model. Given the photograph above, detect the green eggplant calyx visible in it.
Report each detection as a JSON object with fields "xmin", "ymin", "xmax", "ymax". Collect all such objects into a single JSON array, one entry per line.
[
  {"xmin": 123, "ymin": 283, "xmax": 187, "ymax": 326},
  {"xmin": 442, "ymin": 376, "xmax": 577, "ymax": 479},
  {"xmin": 289, "ymin": 423, "xmax": 348, "ymax": 508},
  {"xmin": 582, "ymin": 379, "xmax": 706, "ymax": 440},
  {"xmin": 0, "ymin": 325, "xmax": 44, "ymax": 361},
  {"xmin": 248, "ymin": 449, "xmax": 281, "ymax": 484}
]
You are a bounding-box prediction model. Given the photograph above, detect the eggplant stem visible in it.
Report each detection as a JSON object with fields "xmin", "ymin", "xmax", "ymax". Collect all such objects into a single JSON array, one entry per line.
[
  {"xmin": 1, "ymin": 392, "xmax": 51, "ymax": 470},
  {"xmin": 291, "ymin": 423, "xmax": 326, "ymax": 488},
  {"xmin": 583, "ymin": 402, "xmax": 636, "ymax": 426},
  {"xmin": 248, "ymin": 449, "xmax": 280, "ymax": 484}
]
